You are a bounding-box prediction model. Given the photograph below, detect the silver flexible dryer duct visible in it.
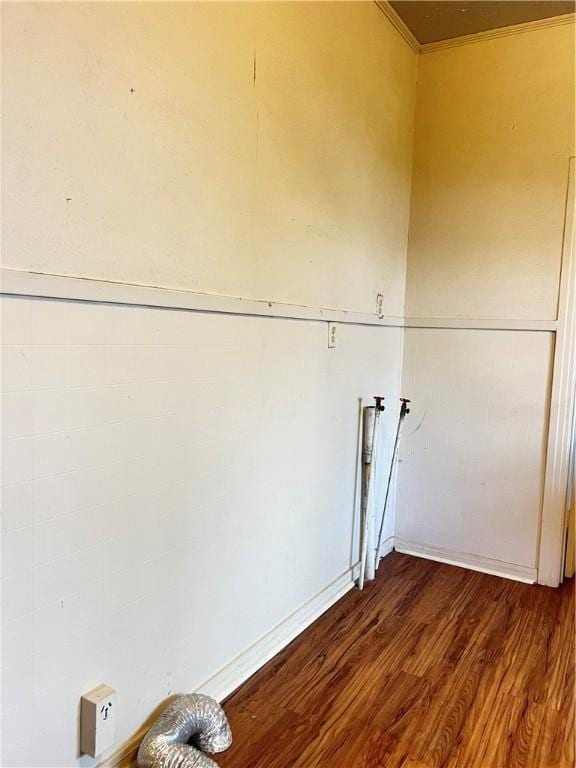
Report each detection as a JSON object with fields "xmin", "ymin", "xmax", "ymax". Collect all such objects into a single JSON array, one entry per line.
[{"xmin": 137, "ymin": 694, "xmax": 232, "ymax": 768}]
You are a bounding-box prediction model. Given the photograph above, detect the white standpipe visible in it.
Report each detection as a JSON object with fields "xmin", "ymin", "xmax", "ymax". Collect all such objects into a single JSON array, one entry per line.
[{"xmin": 358, "ymin": 396, "xmax": 385, "ymax": 589}]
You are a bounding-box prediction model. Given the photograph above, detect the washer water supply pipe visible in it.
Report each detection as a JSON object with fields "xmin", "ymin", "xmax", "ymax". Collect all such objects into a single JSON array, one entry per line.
[
  {"xmin": 374, "ymin": 398, "xmax": 411, "ymax": 572},
  {"xmin": 137, "ymin": 693, "xmax": 232, "ymax": 768},
  {"xmin": 358, "ymin": 396, "xmax": 385, "ymax": 590}
]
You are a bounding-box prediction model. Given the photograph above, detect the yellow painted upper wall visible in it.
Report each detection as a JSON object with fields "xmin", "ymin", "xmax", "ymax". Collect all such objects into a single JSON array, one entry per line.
[
  {"xmin": 406, "ymin": 23, "xmax": 575, "ymax": 320},
  {"xmin": 1, "ymin": 2, "xmax": 417, "ymax": 316}
]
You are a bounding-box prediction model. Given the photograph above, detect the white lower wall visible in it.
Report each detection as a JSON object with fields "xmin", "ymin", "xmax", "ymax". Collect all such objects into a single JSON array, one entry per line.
[
  {"xmin": 0, "ymin": 293, "xmax": 402, "ymax": 767},
  {"xmin": 396, "ymin": 328, "xmax": 554, "ymax": 572}
]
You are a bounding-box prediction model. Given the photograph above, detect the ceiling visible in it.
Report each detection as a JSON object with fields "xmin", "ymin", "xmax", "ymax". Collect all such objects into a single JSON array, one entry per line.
[{"xmin": 389, "ymin": 1, "xmax": 575, "ymax": 44}]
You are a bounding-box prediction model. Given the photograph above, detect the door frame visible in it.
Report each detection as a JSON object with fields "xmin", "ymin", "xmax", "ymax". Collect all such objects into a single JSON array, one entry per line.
[
  {"xmin": 563, "ymin": 397, "xmax": 575, "ymax": 578},
  {"xmin": 538, "ymin": 156, "xmax": 576, "ymax": 586}
]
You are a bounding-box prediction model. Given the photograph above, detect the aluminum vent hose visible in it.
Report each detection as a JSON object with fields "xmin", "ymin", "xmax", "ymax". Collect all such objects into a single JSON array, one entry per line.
[{"xmin": 137, "ymin": 693, "xmax": 232, "ymax": 768}]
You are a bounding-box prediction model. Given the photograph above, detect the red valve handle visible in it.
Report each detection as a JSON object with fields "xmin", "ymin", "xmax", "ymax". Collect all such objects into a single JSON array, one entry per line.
[{"xmin": 374, "ymin": 396, "xmax": 386, "ymax": 412}]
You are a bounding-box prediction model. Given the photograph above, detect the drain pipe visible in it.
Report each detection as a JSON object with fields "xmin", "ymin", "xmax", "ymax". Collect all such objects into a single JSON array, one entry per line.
[
  {"xmin": 358, "ymin": 396, "xmax": 385, "ymax": 590},
  {"xmin": 374, "ymin": 398, "xmax": 411, "ymax": 572},
  {"xmin": 137, "ymin": 694, "xmax": 232, "ymax": 768}
]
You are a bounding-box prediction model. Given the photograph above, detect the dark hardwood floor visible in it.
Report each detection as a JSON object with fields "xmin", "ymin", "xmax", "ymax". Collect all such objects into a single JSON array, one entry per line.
[{"xmin": 220, "ymin": 553, "xmax": 575, "ymax": 768}]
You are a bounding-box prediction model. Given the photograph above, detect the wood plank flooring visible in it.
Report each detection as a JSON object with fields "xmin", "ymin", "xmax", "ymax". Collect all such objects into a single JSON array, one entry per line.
[{"xmin": 219, "ymin": 553, "xmax": 575, "ymax": 768}]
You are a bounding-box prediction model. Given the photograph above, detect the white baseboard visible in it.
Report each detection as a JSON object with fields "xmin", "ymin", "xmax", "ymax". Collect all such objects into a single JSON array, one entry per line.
[
  {"xmin": 377, "ymin": 535, "xmax": 394, "ymax": 562},
  {"xmin": 98, "ymin": 564, "xmax": 360, "ymax": 768},
  {"xmin": 199, "ymin": 566, "xmax": 358, "ymax": 702},
  {"xmin": 394, "ymin": 537, "xmax": 537, "ymax": 583}
]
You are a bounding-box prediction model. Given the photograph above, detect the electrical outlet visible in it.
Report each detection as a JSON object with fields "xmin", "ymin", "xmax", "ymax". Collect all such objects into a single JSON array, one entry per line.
[
  {"xmin": 376, "ymin": 293, "xmax": 384, "ymax": 318},
  {"xmin": 328, "ymin": 322, "xmax": 337, "ymax": 348},
  {"xmin": 80, "ymin": 684, "xmax": 116, "ymax": 757}
]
